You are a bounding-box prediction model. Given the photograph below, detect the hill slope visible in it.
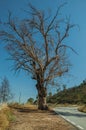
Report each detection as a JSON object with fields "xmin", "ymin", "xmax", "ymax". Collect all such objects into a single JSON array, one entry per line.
[{"xmin": 47, "ymin": 80, "xmax": 86, "ymax": 104}]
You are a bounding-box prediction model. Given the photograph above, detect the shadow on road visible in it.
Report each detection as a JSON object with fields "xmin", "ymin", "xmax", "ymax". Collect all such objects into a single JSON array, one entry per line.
[{"xmin": 58, "ymin": 111, "xmax": 86, "ymax": 117}]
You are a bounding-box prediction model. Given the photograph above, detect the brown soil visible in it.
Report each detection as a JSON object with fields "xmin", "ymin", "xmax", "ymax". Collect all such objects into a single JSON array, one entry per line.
[{"xmin": 9, "ymin": 106, "xmax": 78, "ymax": 130}]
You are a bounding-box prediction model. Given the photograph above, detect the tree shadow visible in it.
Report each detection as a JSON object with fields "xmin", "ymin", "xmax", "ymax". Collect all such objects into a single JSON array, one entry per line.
[
  {"xmin": 56, "ymin": 111, "xmax": 86, "ymax": 117},
  {"xmin": 12, "ymin": 107, "xmax": 39, "ymax": 113},
  {"xmin": 11, "ymin": 106, "xmax": 58, "ymax": 116}
]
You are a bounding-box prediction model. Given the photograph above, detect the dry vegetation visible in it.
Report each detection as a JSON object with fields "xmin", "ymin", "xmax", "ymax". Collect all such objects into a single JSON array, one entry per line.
[
  {"xmin": 0, "ymin": 109, "xmax": 9, "ymax": 130},
  {"xmin": 0, "ymin": 104, "xmax": 16, "ymax": 130},
  {"xmin": 78, "ymin": 105, "xmax": 86, "ymax": 113},
  {"xmin": 8, "ymin": 104, "xmax": 77, "ymax": 130}
]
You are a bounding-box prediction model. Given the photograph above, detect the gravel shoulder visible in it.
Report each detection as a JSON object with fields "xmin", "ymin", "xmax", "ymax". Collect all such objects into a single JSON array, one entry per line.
[{"xmin": 8, "ymin": 106, "xmax": 78, "ymax": 130}]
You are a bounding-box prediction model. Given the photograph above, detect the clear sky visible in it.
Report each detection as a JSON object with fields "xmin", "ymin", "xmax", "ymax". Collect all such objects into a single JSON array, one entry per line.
[{"xmin": 0, "ymin": 0, "xmax": 86, "ymax": 103}]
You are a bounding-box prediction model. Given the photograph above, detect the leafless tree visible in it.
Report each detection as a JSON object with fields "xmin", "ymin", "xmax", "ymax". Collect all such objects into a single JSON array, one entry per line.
[
  {"xmin": 0, "ymin": 77, "xmax": 13, "ymax": 103},
  {"xmin": 0, "ymin": 3, "xmax": 76, "ymax": 109}
]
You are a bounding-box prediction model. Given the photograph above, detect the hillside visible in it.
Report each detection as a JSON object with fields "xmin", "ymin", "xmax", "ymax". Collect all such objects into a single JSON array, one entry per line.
[{"xmin": 47, "ymin": 80, "xmax": 86, "ymax": 104}]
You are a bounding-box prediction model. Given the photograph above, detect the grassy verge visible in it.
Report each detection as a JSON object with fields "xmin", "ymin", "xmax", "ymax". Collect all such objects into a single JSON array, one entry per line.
[{"xmin": 0, "ymin": 107, "xmax": 16, "ymax": 130}]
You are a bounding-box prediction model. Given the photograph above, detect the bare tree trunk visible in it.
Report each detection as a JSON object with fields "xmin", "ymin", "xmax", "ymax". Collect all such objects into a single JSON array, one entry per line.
[
  {"xmin": 36, "ymin": 83, "xmax": 48, "ymax": 110},
  {"xmin": 38, "ymin": 91, "xmax": 48, "ymax": 110}
]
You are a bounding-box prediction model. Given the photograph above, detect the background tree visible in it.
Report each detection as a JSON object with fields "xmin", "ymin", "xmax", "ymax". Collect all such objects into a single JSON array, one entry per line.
[
  {"xmin": 0, "ymin": 77, "xmax": 13, "ymax": 103},
  {"xmin": 62, "ymin": 84, "xmax": 67, "ymax": 91},
  {"xmin": 0, "ymin": 3, "xmax": 76, "ymax": 109},
  {"xmin": 27, "ymin": 97, "xmax": 34, "ymax": 104}
]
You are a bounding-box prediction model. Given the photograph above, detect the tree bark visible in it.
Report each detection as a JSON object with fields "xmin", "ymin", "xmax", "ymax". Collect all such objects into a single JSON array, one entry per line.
[
  {"xmin": 36, "ymin": 83, "xmax": 48, "ymax": 110},
  {"xmin": 38, "ymin": 93, "xmax": 48, "ymax": 110}
]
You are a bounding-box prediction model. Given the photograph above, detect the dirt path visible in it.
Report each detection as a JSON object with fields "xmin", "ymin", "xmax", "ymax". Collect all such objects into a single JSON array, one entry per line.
[{"xmin": 9, "ymin": 107, "xmax": 78, "ymax": 130}]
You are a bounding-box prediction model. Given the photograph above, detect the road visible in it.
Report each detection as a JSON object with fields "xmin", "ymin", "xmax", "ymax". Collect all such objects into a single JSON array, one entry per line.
[{"xmin": 54, "ymin": 107, "xmax": 86, "ymax": 130}]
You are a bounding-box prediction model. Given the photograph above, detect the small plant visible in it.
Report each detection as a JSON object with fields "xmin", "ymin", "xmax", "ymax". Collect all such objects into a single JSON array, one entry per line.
[{"xmin": 6, "ymin": 110, "xmax": 16, "ymax": 122}]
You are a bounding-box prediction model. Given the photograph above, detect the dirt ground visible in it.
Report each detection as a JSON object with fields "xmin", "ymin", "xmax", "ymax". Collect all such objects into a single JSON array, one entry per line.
[{"xmin": 8, "ymin": 107, "xmax": 78, "ymax": 130}]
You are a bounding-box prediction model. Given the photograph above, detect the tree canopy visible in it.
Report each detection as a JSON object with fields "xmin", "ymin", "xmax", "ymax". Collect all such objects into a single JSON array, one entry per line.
[{"xmin": 0, "ymin": 3, "xmax": 76, "ymax": 109}]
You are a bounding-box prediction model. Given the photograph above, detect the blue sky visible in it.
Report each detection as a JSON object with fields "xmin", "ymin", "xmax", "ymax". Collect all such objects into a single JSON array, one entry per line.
[{"xmin": 0, "ymin": 0, "xmax": 86, "ymax": 103}]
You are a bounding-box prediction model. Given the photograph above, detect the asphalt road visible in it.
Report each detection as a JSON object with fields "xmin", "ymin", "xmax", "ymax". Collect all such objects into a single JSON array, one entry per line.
[{"xmin": 54, "ymin": 107, "xmax": 86, "ymax": 130}]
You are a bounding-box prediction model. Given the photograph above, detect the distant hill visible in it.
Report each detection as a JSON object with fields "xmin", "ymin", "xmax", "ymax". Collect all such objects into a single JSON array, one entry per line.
[{"xmin": 47, "ymin": 80, "xmax": 86, "ymax": 104}]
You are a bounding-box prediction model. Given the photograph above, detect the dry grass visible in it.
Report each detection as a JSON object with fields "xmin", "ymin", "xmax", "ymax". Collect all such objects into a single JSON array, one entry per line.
[
  {"xmin": 0, "ymin": 106, "xmax": 16, "ymax": 130},
  {"xmin": 23, "ymin": 104, "xmax": 38, "ymax": 109},
  {"xmin": 8, "ymin": 102, "xmax": 23, "ymax": 109},
  {"xmin": 0, "ymin": 109, "xmax": 9, "ymax": 130},
  {"xmin": 48, "ymin": 103, "xmax": 78, "ymax": 108},
  {"xmin": 78, "ymin": 105, "xmax": 86, "ymax": 113}
]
